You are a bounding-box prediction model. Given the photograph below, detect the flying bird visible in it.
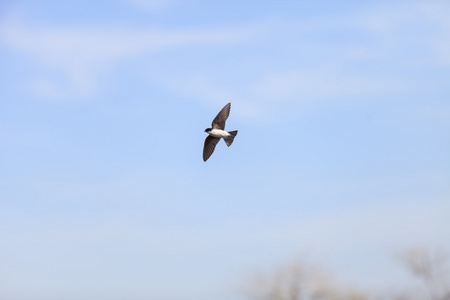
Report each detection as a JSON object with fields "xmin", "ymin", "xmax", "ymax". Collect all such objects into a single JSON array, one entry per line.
[{"xmin": 203, "ymin": 102, "xmax": 238, "ymax": 162}]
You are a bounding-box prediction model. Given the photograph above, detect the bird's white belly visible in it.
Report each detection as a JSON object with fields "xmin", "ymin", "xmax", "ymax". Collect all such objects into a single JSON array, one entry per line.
[{"xmin": 209, "ymin": 129, "xmax": 229, "ymax": 138}]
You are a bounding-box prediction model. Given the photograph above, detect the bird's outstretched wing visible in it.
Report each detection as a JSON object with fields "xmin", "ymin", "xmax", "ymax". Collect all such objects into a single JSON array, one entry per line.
[
  {"xmin": 212, "ymin": 102, "xmax": 231, "ymax": 130},
  {"xmin": 203, "ymin": 136, "xmax": 220, "ymax": 161}
]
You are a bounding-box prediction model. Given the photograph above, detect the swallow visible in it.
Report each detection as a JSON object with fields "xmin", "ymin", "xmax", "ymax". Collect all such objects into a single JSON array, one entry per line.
[{"xmin": 203, "ymin": 102, "xmax": 238, "ymax": 162}]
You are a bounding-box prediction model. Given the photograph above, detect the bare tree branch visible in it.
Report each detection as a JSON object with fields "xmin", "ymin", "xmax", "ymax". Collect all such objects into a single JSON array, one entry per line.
[{"xmin": 242, "ymin": 248, "xmax": 450, "ymax": 300}]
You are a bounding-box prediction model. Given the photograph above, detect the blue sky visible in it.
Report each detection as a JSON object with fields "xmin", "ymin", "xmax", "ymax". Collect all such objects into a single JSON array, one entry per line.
[{"xmin": 1, "ymin": 1, "xmax": 449, "ymax": 299}]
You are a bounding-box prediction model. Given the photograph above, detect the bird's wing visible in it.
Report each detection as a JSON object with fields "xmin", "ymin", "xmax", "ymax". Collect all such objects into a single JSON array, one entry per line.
[
  {"xmin": 212, "ymin": 103, "xmax": 231, "ymax": 130},
  {"xmin": 203, "ymin": 136, "xmax": 220, "ymax": 161}
]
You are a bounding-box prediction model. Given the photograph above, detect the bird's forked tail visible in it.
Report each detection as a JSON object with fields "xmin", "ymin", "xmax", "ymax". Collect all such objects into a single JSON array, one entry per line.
[{"xmin": 224, "ymin": 130, "xmax": 238, "ymax": 147}]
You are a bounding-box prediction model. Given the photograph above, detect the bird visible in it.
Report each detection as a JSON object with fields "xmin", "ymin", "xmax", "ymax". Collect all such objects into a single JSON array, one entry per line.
[{"xmin": 203, "ymin": 102, "xmax": 238, "ymax": 162}]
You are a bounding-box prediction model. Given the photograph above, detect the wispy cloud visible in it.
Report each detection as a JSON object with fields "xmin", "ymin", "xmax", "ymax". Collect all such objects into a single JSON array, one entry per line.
[
  {"xmin": 149, "ymin": 1, "xmax": 450, "ymax": 119},
  {"xmin": 126, "ymin": 0, "xmax": 181, "ymax": 11},
  {"xmin": 1, "ymin": 1, "xmax": 449, "ymax": 117},
  {"xmin": 0, "ymin": 13, "xmax": 256, "ymax": 100}
]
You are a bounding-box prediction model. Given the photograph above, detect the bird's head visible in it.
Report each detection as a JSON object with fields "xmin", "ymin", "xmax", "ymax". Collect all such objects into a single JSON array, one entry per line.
[{"xmin": 204, "ymin": 128, "xmax": 212, "ymax": 133}]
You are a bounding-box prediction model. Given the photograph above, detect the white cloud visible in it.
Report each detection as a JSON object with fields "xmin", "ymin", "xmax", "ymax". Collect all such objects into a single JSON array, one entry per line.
[
  {"xmin": 126, "ymin": 0, "xmax": 181, "ymax": 11},
  {"xmin": 253, "ymin": 69, "xmax": 409, "ymax": 101},
  {"xmin": 158, "ymin": 66, "xmax": 413, "ymax": 120},
  {"xmin": 416, "ymin": 1, "xmax": 450, "ymax": 65},
  {"xmin": 30, "ymin": 79, "xmax": 67, "ymax": 99},
  {"xmin": 0, "ymin": 13, "xmax": 256, "ymax": 100},
  {"xmin": 148, "ymin": 1, "xmax": 450, "ymax": 119},
  {"xmin": 1, "ymin": 1, "xmax": 449, "ymax": 116}
]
